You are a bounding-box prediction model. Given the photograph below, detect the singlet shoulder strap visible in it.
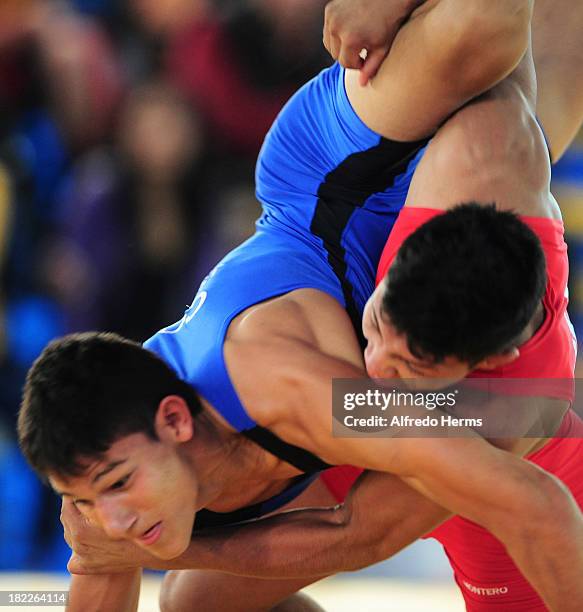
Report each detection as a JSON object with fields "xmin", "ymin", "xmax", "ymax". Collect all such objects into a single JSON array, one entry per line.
[
  {"xmin": 193, "ymin": 473, "xmax": 319, "ymax": 530},
  {"xmin": 243, "ymin": 426, "xmax": 332, "ymax": 473}
]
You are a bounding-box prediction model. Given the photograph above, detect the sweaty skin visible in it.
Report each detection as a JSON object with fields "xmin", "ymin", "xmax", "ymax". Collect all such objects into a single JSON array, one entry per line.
[{"xmin": 57, "ymin": 2, "xmax": 582, "ymax": 612}]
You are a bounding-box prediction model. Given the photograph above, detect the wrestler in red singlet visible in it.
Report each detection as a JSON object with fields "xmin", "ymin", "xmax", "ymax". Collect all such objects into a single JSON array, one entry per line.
[
  {"xmin": 322, "ymin": 205, "xmax": 582, "ymax": 610},
  {"xmin": 370, "ymin": 206, "xmax": 583, "ymax": 611}
]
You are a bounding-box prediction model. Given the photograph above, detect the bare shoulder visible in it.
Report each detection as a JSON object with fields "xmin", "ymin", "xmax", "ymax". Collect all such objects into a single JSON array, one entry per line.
[
  {"xmin": 223, "ymin": 326, "xmax": 366, "ymax": 459},
  {"xmin": 223, "ymin": 289, "xmax": 365, "ymax": 429},
  {"xmin": 223, "ymin": 334, "xmax": 309, "ymax": 426},
  {"xmin": 227, "ymin": 289, "xmax": 364, "ymax": 367}
]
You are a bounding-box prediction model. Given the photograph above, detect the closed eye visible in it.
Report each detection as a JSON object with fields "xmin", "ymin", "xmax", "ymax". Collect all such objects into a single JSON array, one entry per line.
[
  {"xmin": 405, "ymin": 363, "xmax": 426, "ymax": 376},
  {"xmin": 403, "ymin": 358, "xmax": 437, "ymax": 376}
]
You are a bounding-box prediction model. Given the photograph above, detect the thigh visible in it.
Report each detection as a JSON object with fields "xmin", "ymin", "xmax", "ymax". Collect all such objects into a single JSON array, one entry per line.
[
  {"xmin": 533, "ymin": 0, "xmax": 583, "ymax": 161},
  {"xmin": 160, "ymin": 569, "xmax": 325, "ymax": 612}
]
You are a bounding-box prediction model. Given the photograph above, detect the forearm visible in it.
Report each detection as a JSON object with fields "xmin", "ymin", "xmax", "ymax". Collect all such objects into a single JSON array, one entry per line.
[
  {"xmin": 175, "ymin": 507, "xmax": 362, "ymax": 578},
  {"xmin": 67, "ymin": 570, "xmax": 141, "ymax": 612},
  {"xmin": 153, "ymin": 473, "xmax": 449, "ymax": 578}
]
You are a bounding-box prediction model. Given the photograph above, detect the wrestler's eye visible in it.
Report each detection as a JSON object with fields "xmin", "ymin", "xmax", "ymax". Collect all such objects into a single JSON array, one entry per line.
[
  {"xmin": 109, "ymin": 474, "xmax": 131, "ymax": 491},
  {"xmin": 403, "ymin": 359, "xmax": 432, "ymax": 376},
  {"xmin": 406, "ymin": 363, "xmax": 424, "ymax": 376}
]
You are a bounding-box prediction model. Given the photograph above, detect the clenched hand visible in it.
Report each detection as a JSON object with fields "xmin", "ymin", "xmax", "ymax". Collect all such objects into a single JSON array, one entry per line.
[{"xmin": 323, "ymin": 0, "xmax": 422, "ymax": 85}]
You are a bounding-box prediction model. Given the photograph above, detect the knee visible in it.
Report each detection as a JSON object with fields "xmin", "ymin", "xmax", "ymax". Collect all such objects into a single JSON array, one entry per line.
[
  {"xmin": 159, "ymin": 571, "xmax": 182, "ymax": 612},
  {"xmin": 271, "ymin": 592, "xmax": 326, "ymax": 612},
  {"xmin": 159, "ymin": 569, "xmax": 236, "ymax": 612},
  {"xmin": 159, "ymin": 570, "xmax": 324, "ymax": 612}
]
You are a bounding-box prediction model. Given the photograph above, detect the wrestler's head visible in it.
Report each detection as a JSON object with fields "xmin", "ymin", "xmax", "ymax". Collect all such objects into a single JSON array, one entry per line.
[
  {"xmin": 18, "ymin": 332, "xmax": 202, "ymax": 560},
  {"xmin": 363, "ymin": 204, "xmax": 546, "ymax": 385}
]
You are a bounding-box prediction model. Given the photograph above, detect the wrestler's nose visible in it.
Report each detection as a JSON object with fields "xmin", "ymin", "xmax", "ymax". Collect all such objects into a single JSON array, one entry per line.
[
  {"xmin": 96, "ymin": 498, "xmax": 137, "ymax": 540},
  {"xmin": 364, "ymin": 344, "xmax": 376, "ymax": 374},
  {"xmin": 365, "ymin": 345, "xmax": 398, "ymax": 379}
]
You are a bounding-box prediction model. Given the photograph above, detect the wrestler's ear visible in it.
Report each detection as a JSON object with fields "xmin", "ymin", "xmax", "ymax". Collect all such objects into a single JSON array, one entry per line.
[
  {"xmin": 154, "ymin": 396, "xmax": 194, "ymax": 444},
  {"xmin": 474, "ymin": 347, "xmax": 520, "ymax": 371}
]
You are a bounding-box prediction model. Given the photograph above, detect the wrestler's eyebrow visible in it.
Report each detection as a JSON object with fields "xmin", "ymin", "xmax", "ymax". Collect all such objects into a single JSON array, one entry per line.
[
  {"xmin": 92, "ymin": 459, "xmax": 128, "ymax": 484},
  {"xmin": 52, "ymin": 489, "xmax": 86, "ymax": 503},
  {"xmin": 388, "ymin": 353, "xmax": 430, "ymax": 370},
  {"xmin": 372, "ymin": 298, "xmax": 431, "ymax": 371}
]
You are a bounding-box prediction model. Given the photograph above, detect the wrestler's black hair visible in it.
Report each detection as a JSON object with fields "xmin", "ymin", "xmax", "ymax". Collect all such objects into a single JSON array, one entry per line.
[
  {"xmin": 18, "ymin": 332, "xmax": 202, "ymax": 479},
  {"xmin": 381, "ymin": 203, "xmax": 547, "ymax": 365}
]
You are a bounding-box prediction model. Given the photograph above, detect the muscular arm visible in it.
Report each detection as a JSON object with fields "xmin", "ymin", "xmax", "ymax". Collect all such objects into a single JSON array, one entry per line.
[
  {"xmin": 143, "ymin": 388, "xmax": 565, "ymax": 578},
  {"xmin": 248, "ymin": 340, "xmax": 583, "ymax": 612},
  {"xmin": 161, "ymin": 471, "xmax": 449, "ymax": 578},
  {"xmin": 346, "ymin": 0, "xmax": 533, "ymax": 140},
  {"xmin": 60, "ymin": 471, "xmax": 445, "ymax": 579}
]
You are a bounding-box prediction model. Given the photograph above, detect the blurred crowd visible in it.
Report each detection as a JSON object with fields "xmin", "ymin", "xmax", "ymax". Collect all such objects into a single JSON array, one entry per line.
[
  {"xmin": 0, "ymin": 0, "xmax": 582, "ymax": 573},
  {"xmin": 0, "ymin": 0, "xmax": 330, "ymax": 570}
]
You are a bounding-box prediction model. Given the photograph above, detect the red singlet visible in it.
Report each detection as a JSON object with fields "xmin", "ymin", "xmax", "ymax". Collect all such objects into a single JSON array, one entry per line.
[{"xmin": 373, "ymin": 206, "xmax": 582, "ymax": 611}]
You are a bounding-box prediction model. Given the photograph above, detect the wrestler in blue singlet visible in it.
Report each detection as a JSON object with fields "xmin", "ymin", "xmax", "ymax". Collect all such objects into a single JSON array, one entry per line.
[{"xmin": 145, "ymin": 63, "xmax": 427, "ymax": 526}]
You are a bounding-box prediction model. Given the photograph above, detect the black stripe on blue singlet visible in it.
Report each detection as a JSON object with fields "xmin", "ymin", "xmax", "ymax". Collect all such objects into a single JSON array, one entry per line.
[
  {"xmin": 311, "ymin": 137, "xmax": 427, "ymax": 348},
  {"xmin": 243, "ymin": 425, "xmax": 331, "ymax": 472},
  {"xmin": 193, "ymin": 473, "xmax": 319, "ymax": 530},
  {"xmin": 220, "ymin": 140, "xmax": 429, "ymax": 479}
]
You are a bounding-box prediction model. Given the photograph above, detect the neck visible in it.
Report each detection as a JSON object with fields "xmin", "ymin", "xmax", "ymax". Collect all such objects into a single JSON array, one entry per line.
[{"xmin": 184, "ymin": 398, "xmax": 281, "ymax": 510}]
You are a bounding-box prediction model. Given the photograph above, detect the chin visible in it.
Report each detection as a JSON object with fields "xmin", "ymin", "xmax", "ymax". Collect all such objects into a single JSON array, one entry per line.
[{"xmin": 155, "ymin": 534, "xmax": 191, "ymax": 560}]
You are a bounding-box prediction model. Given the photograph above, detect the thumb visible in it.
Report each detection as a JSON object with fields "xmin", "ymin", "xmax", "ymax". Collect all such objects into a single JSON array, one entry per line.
[{"xmin": 67, "ymin": 554, "xmax": 89, "ymax": 575}]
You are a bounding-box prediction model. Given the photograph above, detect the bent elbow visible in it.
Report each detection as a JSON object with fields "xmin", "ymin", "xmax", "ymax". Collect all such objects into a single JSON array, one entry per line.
[
  {"xmin": 499, "ymin": 471, "xmax": 580, "ymax": 545},
  {"xmin": 527, "ymin": 478, "xmax": 581, "ymax": 537}
]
